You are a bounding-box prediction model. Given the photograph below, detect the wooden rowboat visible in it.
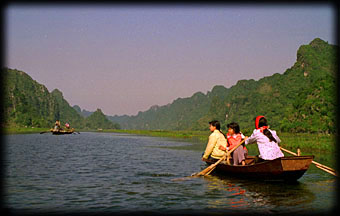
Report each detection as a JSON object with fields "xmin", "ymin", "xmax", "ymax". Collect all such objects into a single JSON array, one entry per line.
[
  {"xmin": 51, "ymin": 129, "xmax": 75, "ymax": 135},
  {"xmin": 203, "ymin": 155, "xmax": 314, "ymax": 181}
]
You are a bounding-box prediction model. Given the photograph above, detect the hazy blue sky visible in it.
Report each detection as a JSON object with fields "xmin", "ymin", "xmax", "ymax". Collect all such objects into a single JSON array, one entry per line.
[{"xmin": 5, "ymin": 4, "xmax": 336, "ymax": 116}]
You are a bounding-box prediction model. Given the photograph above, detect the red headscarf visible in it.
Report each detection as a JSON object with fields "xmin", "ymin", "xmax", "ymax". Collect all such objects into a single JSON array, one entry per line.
[{"xmin": 255, "ymin": 115, "xmax": 268, "ymax": 132}]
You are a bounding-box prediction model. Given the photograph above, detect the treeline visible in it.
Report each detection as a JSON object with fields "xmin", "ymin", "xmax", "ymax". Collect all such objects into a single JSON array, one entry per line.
[
  {"xmin": 110, "ymin": 38, "xmax": 337, "ymax": 134},
  {"xmin": 3, "ymin": 38, "xmax": 336, "ymax": 134},
  {"xmin": 2, "ymin": 68, "xmax": 120, "ymax": 130}
]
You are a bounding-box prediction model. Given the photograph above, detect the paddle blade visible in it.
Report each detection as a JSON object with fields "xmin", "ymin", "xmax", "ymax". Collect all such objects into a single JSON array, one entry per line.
[
  {"xmin": 171, "ymin": 172, "xmax": 199, "ymax": 181},
  {"xmin": 192, "ymin": 164, "xmax": 217, "ymax": 177}
]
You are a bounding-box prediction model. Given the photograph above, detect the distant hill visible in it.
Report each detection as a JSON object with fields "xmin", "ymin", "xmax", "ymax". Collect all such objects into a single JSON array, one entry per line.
[
  {"xmin": 3, "ymin": 68, "xmax": 120, "ymax": 130},
  {"xmin": 4, "ymin": 38, "xmax": 336, "ymax": 133},
  {"xmin": 109, "ymin": 87, "xmax": 225, "ymax": 130},
  {"xmin": 84, "ymin": 109, "xmax": 120, "ymax": 130},
  {"xmin": 73, "ymin": 105, "xmax": 95, "ymax": 118},
  {"xmin": 109, "ymin": 38, "xmax": 337, "ymax": 133},
  {"xmin": 3, "ymin": 68, "xmax": 59, "ymax": 128},
  {"xmin": 51, "ymin": 89, "xmax": 85, "ymax": 128}
]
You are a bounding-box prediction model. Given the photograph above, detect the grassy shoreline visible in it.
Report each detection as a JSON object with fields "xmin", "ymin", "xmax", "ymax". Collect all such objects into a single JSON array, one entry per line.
[
  {"xmin": 102, "ymin": 129, "xmax": 336, "ymax": 153},
  {"xmin": 3, "ymin": 127, "xmax": 336, "ymax": 153},
  {"xmin": 2, "ymin": 127, "xmax": 51, "ymax": 134}
]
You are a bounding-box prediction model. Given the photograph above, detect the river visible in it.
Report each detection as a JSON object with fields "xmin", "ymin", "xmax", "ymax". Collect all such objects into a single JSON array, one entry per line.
[{"xmin": 3, "ymin": 132, "xmax": 337, "ymax": 215}]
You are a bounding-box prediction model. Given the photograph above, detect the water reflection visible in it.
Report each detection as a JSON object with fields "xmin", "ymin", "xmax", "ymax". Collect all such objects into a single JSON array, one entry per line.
[
  {"xmin": 4, "ymin": 133, "xmax": 336, "ymax": 214},
  {"xmin": 203, "ymin": 174, "xmax": 317, "ymax": 213}
]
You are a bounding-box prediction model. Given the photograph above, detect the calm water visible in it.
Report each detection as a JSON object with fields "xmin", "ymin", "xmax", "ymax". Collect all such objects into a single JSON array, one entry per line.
[{"xmin": 3, "ymin": 132, "xmax": 337, "ymax": 215}]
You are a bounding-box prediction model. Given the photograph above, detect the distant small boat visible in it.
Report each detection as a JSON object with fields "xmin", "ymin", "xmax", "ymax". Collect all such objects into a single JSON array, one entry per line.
[
  {"xmin": 50, "ymin": 129, "xmax": 75, "ymax": 135},
  {"xmin": 203, "ymin": 155, "xmax": 314, "ymax": 181}
]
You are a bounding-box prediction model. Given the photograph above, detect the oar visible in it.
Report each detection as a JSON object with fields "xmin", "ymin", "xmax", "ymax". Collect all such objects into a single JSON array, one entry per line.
[
  {"xmin": 171, "ymin": 156, "xmax": 228, "ymax": 181},
  {"xmin": 172, "ymin": 139, "xmax": 247, "ymax": 181},
  {"xmin": 193, "ymin": 139, "xmax": 246, "ymax": 177},
  {"xmin": 280, "ymin": 147, "xmax": 337, "ymax": 177},
  {"xmin": 40, "ymin": 129, "xmax": 53, "ymax": 134}
]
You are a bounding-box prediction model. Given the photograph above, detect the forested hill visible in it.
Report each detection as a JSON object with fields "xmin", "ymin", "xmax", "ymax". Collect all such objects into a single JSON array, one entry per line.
[
  {"xmin": 3, "ymin": 38, "xmax": 336, "ymax": 133},
  {"xmin": 3, "ymin": 68, "xmax": 120, "ymax": 130},
  {"xmin": 3, "ymin": 69, "xmax": 60, "ymax": 128},
  {"xmin": 110, "ymin": 38, "xmax": 337, "ymax": 133}
]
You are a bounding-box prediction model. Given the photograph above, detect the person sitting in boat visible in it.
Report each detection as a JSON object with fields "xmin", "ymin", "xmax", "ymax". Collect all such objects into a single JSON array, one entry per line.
[
  {"xmin": 202, "ymin": 120, "xmax": 228, "ymax": 162},
  {"xmin": 53, "ymin": 120, "xmax": 61, "ymax": 132},
  {"xmin": 245, "ymin": 116, "xmax": 284, "ymax": 161},
  {"xmin": 65, "ymin": 123, "xmax": 70, "ymax": 130},
  {"xmin": 219, "ymin": 122, "xmax": 248, "ymax": 166}
]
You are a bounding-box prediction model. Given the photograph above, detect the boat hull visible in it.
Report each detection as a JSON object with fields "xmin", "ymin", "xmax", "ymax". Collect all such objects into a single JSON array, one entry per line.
[
  {"xmin": 51, "ymin": 130, "xmax": 74, "ymax": 135},
  {"xmin": 204, "ymin": 156, "xmax": 314, "ymax": 181}
]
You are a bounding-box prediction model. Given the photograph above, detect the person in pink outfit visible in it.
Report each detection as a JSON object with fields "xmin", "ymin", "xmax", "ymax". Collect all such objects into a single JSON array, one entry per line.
[{"xmin": 219, "ymin": 122, "xmax": 248, "ymax": 165}]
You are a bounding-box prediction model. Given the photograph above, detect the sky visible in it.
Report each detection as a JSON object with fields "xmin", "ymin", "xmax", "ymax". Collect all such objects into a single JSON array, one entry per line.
[{"xmin": 5, "ymin": 4, "xmax": 336, "ymax": 116}]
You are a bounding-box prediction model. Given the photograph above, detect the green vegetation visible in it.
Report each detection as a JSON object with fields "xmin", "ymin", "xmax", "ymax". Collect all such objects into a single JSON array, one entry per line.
[
  {"xmin": 3, "ymin": 127, "xmax": 50, "ymax": 134},
  {"xmin": 2, "ymin": 38, "xmax": 337, "ymax": 139},
  {"xmin": 102, "ymin": 129, "xmax": 210, "ymax": 142},
  {"xmin": 50, "ymin": 89, "xmax": 85, "ymax": 129},
  {"xmin": 279, "ymin": 133, "xmax": 336, "ymax": 154},
  {"xmin": 3, "ymin": 68, "xmax": 120, "ymax": 130},
  {"xmin": 99, "ymin": 129, "xmax": 335, "ymax": 153},
  {"xmin": 84, "ymin": 109, "xmax": 120, "ymax": 129},
  {"xmin": 3, "ymin": 69, "xmax": 59, "ymax": 128},
  {"xmin": 110, "ymin": 38, "xmax": 337, "ymax": 134}
]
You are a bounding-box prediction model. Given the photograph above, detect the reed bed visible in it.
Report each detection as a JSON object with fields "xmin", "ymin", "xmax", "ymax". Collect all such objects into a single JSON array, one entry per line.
[{"xmin": 4, "ymin": 127, "xmax": 335, "ymax": 153}]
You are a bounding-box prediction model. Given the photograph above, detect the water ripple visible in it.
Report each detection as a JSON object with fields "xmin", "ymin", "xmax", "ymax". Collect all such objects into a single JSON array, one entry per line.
[{"xmin": 3, "ymin": 132, "xmax": 336, "ymax": 214}]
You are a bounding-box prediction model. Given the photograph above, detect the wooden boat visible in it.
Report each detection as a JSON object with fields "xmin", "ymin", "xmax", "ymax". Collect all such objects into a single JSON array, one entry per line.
[
  {"xmin": 51, "ymin": 129, "xmax": 75, "ymax": 135},
  {"xmin": 203, "ymin": 155, "xmax": 314, "ymax": 181}
]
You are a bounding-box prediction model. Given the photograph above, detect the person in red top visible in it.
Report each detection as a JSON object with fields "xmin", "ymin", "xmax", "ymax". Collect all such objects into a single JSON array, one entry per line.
[{"xmin": 219, "ymin": 122, "xmax": 248, "ymax": 165}]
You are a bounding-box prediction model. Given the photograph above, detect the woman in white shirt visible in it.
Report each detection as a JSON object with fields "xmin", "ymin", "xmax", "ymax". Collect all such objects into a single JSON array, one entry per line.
[{"xmin": 245, "ymin": 116, "xmax": 284, "ymax": 161}]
